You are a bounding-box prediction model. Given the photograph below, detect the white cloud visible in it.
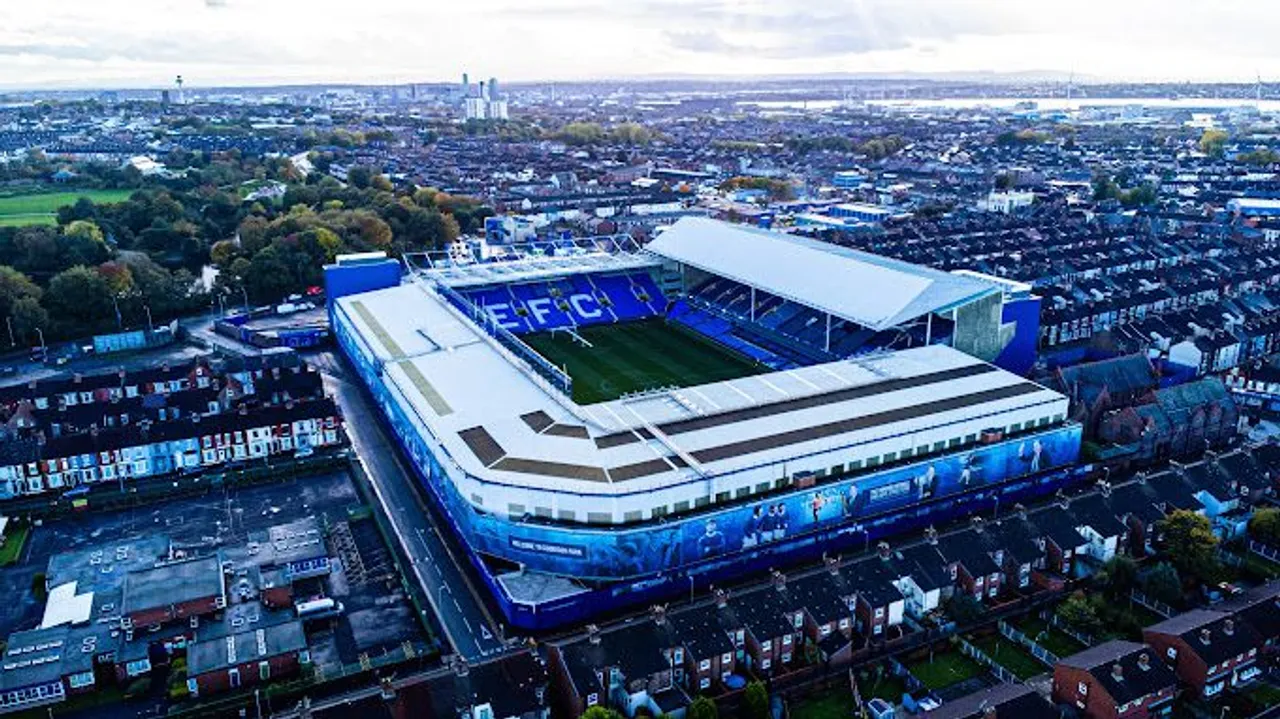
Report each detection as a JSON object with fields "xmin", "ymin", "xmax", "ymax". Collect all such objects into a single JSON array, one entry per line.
[{"xmin": 0, "ymin": 0, "xmax": 1278, "ymax": 89}]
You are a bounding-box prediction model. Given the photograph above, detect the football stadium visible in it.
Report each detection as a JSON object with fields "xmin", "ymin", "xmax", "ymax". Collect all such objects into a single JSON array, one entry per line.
[{"xmin": 325, "ymin": 218, "xmax": 1084, "ymax": 629}]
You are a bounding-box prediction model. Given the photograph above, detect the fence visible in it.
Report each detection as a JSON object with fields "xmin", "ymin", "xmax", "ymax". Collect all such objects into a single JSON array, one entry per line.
[
  {"xmin": 998, "ymin": 620, "xmax": 1059, "ymax": 667},
  {"xmin": 1046, "ymin": 611, "xmax": 1098, "ymax": 646},
  {"xmin": 957, "ymin": 636, "xmax": 1019, "ymax": 684},
  {"xmin": 1219, "ymin": 549, "xmax": 1246, "ymax": 569},
  {"xmin": 1248, "ymin": 539, "xmax": 1280, "ymax": 564},
  {"xmin": 1128, "ymin": 589, "xmax": 1177, "ymax": 619}
]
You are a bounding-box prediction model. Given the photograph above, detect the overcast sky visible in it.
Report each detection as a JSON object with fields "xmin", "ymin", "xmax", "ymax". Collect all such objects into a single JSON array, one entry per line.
[{"xmin": 2, "ymin": 0, "xmax": 1279, "ymax": 90}]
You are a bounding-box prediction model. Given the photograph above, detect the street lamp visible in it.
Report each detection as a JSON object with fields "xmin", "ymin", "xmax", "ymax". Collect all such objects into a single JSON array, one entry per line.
[
  {"xmin": 5, "ymin": 316, "xmax": 13, "ymax": 348},
  {"xmin": 234, "ymin": 277, "xmax": 249, "ymax": 310},
  {"xmin": 35, "ymin": 328, "xmax": 46, "ymax": 358},
  {"xmin": 143, "ymin": 305, "xmax": 154, "ymax": 333}
]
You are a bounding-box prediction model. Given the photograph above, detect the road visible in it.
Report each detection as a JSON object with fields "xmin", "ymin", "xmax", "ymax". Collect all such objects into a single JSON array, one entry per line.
[{"xmin": 320, "ymin": 360, "xmax": 508, "ymax": 662}]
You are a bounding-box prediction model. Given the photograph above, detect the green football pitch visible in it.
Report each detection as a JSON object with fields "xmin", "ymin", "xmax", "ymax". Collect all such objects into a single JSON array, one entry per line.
[{"xmin": 522, "ymin": 319, "xmax": 765, "ymax": 404}]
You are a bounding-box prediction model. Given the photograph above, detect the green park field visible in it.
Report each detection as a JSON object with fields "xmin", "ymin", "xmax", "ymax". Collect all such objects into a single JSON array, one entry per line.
[{"xmin": 0, "ymin": 189, "xmax": 134, "ymax": 227}]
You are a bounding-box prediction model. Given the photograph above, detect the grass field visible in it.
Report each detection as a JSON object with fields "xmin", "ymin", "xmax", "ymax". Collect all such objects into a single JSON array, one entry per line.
[
  {"xmin": 970, "ymin": 634, "xmax": 1047, "ymax": 679},
  {"xmin": 522, "ymin": 318, "xmax": 764, "ymax": 404},
  {"xmin": 0, "ymin": 189, "xmax": 134, "ymax": 227},
  {"xmin": 791, "ymin": 691, "xmax": 856, "ymax": 719},
  {"xmin": 1014, "ymin": 617, "xmax": 1087, "ymax": 657},
  {"xmin": 0, "ymin": 525, "xmax": 29, "ymax": 566},
  {"xmin": 908, "ymin": 651, "xmax": 987, "ymax": 691}
]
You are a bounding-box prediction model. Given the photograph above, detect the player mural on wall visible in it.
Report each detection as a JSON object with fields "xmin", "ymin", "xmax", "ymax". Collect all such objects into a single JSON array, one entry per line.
[
  {"xmin": 914, "ymin": 464, "xmax": 938, "ymax": 500},
  {"xmin": 1016, "ymin": 438, "xmax": 1048, "ymax": 474},
  {"xmin": 698, "ymin": 519, "xmax": 727, "ymax": 558}
]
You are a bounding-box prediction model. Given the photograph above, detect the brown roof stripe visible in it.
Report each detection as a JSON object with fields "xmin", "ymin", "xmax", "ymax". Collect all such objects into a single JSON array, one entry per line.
[
  {"xmin": 608, "ymin": 457, "xmax": 679, "ymax": 482},
  {"xmin": 592, "ymin": 363, "xmax": 998, "ymax": 448},
  {"xmin": 458, "ymin": 426, "xmax": 506, "ymax": 467},
  {"xmin": 691, "ymin": 382, "xmax": 1045, "ymax": 464},
  {"xmin": 520, "ymin": 410, "xmax": 555, "ymax": 432},
  {"xmin": 491, "ymin": 457, "xmax": 609, "ymax": 482},
  {"xmin": 545, "ymin": 423, "xmax": 591, "ymax": 439}
]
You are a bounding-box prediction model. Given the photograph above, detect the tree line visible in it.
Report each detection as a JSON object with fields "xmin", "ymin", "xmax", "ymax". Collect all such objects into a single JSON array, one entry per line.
[{"xmin": 0, "ymin": 152, "xmax": 491, "ymax": 346}]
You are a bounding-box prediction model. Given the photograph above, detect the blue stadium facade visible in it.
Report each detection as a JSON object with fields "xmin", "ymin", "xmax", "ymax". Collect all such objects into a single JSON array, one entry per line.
[{"xmin": 324, "ymin": 228, "xmax": 1084, "ymax": 630}]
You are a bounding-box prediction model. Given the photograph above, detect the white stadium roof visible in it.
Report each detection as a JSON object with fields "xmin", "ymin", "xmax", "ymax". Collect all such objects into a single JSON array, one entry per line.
[
  {"xmin": 646, "ymin": 217, "xmax": 998, "ymax": 331},
  {"xmin": 334, "ymin": 281, "xmax": 1066, "ymax": 502}
]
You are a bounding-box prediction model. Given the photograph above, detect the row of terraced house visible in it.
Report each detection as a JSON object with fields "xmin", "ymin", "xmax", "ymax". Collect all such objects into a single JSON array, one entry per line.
[
  {"xmin": 547, "ymin": 441, "xmax": 1280, "ymax": 718},
  {"xmin": 0, "ymin": 356, "xmax": 344, "ymax": 499}
]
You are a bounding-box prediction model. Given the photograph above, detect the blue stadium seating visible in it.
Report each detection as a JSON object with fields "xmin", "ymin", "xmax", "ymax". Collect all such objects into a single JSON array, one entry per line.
[
  {"xmin": 459, "ymin": 270, "xmax": 949, "ymax": 365},
  {"xmin": 461, "ymin": 272, "xmax": 664, "ymax": 334}
]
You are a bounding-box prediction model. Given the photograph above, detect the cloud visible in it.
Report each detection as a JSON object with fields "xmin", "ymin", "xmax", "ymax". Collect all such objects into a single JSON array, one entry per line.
[
  {"xmin": 664, "ymin": 29, "xmax": 915, "ymax": 60},
  {"xmin": 3, "ymin": 0, "xmax": 1280, "ymax": 88}
]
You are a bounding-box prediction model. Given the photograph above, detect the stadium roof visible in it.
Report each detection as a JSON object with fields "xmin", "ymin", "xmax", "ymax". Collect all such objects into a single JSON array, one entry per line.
[
  {"xmin": 412, "ymin": 235, "xmax": 659, "ymax": 289},
  {"xmin": 646, "ymin": 217, "xmax": 998, "ymax": 331},
  {"xmin": 334, "ymin": 281, "xmax": 1067, "ymax": 501}
]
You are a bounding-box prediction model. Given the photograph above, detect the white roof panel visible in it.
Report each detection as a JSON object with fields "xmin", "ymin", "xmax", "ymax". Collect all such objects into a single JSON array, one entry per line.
[
  {"xmin": 40, "ymin": 582, "xmax": 93, "ymax": 629},
  {"xmin": 646, "ymin": 217, "xmax": 996, "ymax": 330}
]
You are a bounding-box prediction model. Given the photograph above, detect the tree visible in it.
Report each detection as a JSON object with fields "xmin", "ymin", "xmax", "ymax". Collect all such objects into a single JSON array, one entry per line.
[
  {"xmin": 1098, "ymin": 555, "xmax": 1139, "ymax": 597},
  {"xmin": 1056, "ymin": 593, "xmax": 1103, "ymax": 635},
  {"xmin": 64, "ymin": 219, "xmax": 105, "ymax": 245},
  {"xmin": 1248, "ymin": 507, "xmax": 1280, "ymax": 547},
  {"xmin": 97, "ymin": 261, "xmax": 135, "ymax": 297},
  {"xmin": 1199, "ymin": 129, "xmax": 1228, "ymax": 157},
  {"xmin": 9, "ymin": 296, "xmax": 49, "ymax": 345},
  {"xmin": 742, "ymin": 680, "xmax": 769, "ymax": 719},
  {"xmin": 0, "ymin": 266, "xmax": 46, "ymax": 344},
  {"xmin": 580, "ymin": 707, "xmax": 624, "ymax": 719},
  {"xmin": 44, "ymin": 265, "xmax": 115, "ymax": 333},
  {"xmin": 687, "ymin": 696, "xmax": 718, "ymax": 719},
  {"xmin": 210, "ymin": 239, "xmax": 240, "ymax": 268},
  {"xmin": 346, "ymin": 165, "xmax": 374, "ymax": 189},
  {"xmin": 946, "ymin": 593, "xmax": 985, "ymax": 625},
  {"xmin": 1141, "ymin": 562, "xmax": 1183, "ymax": 606},
  {"xmin": 1159, "ymin": 510, "xmax": 1221, "ymax": 582},
  {"xmin": 0, "ymin": 266, "xmax": 43, "ymax": 321},
  {"xmin": 552, "ymin": 122, "xmax": 606, "ymax": 146},
  {"xmin": 1092, "ymin": 173, "xmax": 1120, "ymax": 201},
  {"xmin": 371, "ymin": 174, "xmax": 394, "ymax": 192}
]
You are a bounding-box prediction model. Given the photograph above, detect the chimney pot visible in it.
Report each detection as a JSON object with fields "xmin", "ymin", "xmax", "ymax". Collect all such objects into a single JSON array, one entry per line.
[
  {"xmin": 1223, "ymin": 619, "xmax": 1234, "ymax": 636},
  {"xmin": 1112, "ymin": 663, "xmax": 1124, "ymax": 681}
]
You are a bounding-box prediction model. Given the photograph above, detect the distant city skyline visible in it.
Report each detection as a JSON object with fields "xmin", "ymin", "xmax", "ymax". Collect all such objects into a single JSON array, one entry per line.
[{"xmin": 2, "ymin": 0, "xmax": 1280, "ymax": 90}]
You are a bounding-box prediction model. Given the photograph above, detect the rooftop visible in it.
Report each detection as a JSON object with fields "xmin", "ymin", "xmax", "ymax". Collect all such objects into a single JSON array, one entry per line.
[
  {"xmin": 186, "ymin": 621, "xmax": 307, "ymax": 676},
  {"xmin": 122, "ymin": 554, "xmax": 226, "ymax": 617},
  {"xmin": 645, "ymin": 217, "xmax": 998, "ymax": 331}
]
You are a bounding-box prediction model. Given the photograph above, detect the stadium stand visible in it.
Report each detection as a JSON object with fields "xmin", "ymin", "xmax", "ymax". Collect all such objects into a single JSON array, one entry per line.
[
  {"xmin": 679, "ymin": 274, "xmax": 959, "ymax": 361},
  {"xmin": 461, "ymin": 272, "xmax": 665, "ymax": 334}
]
